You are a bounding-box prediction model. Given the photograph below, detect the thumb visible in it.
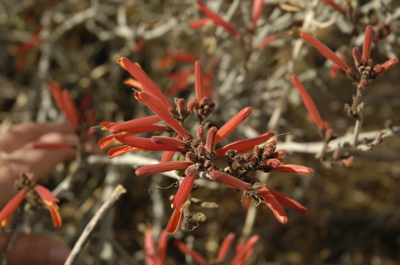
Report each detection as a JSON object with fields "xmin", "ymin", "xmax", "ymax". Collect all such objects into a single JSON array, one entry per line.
[{"xmin": 0, "ymin": 233, "xmax": 70, "ymax": 265}]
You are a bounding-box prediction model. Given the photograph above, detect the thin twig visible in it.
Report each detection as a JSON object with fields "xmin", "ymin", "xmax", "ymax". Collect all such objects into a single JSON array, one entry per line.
[{"xmin": 64, "ymin": 185, "xmax": 127, "ymax": 265}]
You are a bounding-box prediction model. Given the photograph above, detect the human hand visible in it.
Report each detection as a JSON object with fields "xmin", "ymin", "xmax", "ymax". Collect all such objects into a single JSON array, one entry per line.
[
  {"xmin": 0, "ymin": 121, "xmax": 82, "ymax": 208},
  {"xmin": 0, "ymin": 233, "xmax": 70, "ymax": 265}
]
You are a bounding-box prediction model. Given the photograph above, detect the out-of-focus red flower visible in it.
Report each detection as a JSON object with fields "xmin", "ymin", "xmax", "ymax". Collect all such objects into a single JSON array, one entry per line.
[{"xmin": 0, "ymin": 173, "xmax": 61, "ymax": 227}]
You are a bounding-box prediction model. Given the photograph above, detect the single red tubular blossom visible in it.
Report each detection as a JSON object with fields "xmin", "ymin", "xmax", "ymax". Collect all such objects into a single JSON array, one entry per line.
[
  {"xmin": 166, "ymin": 51, "xmax": 199, "ymax": 63},
  {"xmin": 144, "ymin": 227, "xmax": 156, "ymax": 265},
  {"xmin": 161, "ymin": 151, "xmax": 176, "ymax": 162},
  {"xmin": 260, "ymin": 158, "xmax": 282, "ymax": 167},
  {"xmin": 330, "ymin": 50, "xmax": 345, "ymax": 78},
  {"xmin": 135, "ymin": 161, "xmax": 193, "ymax": 176},
  {"xmin": 115, "ymin": 134, "xmax": 186, "ymax": 152},
  {"xmin": 174, "ymin": 241, "xmax": 208, "ymax": 265},
  {"xmin": 136, "ymin": 92, "xmax": 192, "ymax": 140},
  {"xmin": 118, "ymin": 57, "xmax": 174, "ymax": 110},
  {"xmin": 215, "ymin": 132, "xmax": 275, "ymax": 157},
  {"xmin": 151, "ymin": 136, "xmax": 188, "ymax": 149},
  {"xmin": 99, "ymin": 135, "xmax": 117, "ymax": 149},
  {"xmin": 256, "ymin": 34, "xmax": 278, "ymax": 50},
  {"xmin": 124, "ymin": 78, "xmax": 144, "ymax": 90},
  {"xmin": 321, "ymin": 0, "xmax": 346, "ymax": 16},
  {"xmin": 189, "ymin": 18, "xmax": 213, "ymax": 29},
  {"xmin": 270, "ymin": 164, "xmax": 313, "ymax": 175},
  {"xmin": 215, "ymin": 107, "xmax": 252, "ymax": 143},
  {"xmin": 124, "ymin": 124, "xmax": 168, "ymax": 135},
  {"xmin": 166, "ymin": 208, "xmax": 183, "ymax": 233},
  {"xmin": 362, "ymin": 25, "xmax": 373, "ymax": 65},
  {"xmin": 300, "ymin": 32, "xmax": 353, "ymax": 74},
  {"xmin": 33, "ymin": 142, "xmax": 73, "ymax": 149},
  {"xmin": 109, "ymin": 116, "xmax": 162, "ymax": 134},
  {"xmin": 291, "ymin": 75, "xmax": 325, "ymax": 130},
  {"xmin": 196, "ymin": 1, "xmax": 241, "ymax": 39},
  {"xmin": 251, "ymin": 0, "xmax": 264, "ymax": 30},
  {"xmin": 195, "ymin": 61, "xmax": 205, "ymax": 102},
  {"xmin": 34, "ymin": 185, "xmax": 62, "ymax": 227},
  {"xmin": 62, "ymin": 90, "xmax": 79, "ymax": 131},
  {"xmin": 374, "ymin": 58, "xmax": 399, "ymax": 78},
  {"xmin": 100, "ymin": 121, "xmax": 119, "ymax": 130},
  {"xmin": 257, "ymin": 186, "xmax": 288, "ymax": 224},
  {"xmin": 108, "ymin": 145, "xmax": 140, "ymax": 158},
  {"xmin": 0, "ymin": 190, "xmax": 27, "ymax": 227},
  {"xmin": 268, "ymin": 187, "xmax": 308, "ymax": 216},
  {"xmin": 172, "ymin": 175, "xmax": 196, "ymax": 210},
  {"xmin": 352, "ymin": 47, "xmax": 362, "ymax": 68},
  {"xmin": 156, "ymin": 229, "xmax": 168, "ymax": 265},
  {"xmin": 216, "ymin": 233, "xmax": 235, "ymax": 262},
  {"xmin": 205, "ymin": 127, "xmax": 218, "ymax": 153},
  {"xmin": 49, "ymin": 82, "xmax": 79, "ymax": 131},
  {"xmin": 230, "ymin": 235, "xmax": 260, "ymax": 264},
  {"xmin": 210, "ymin": 171, "xmax": 251, "ymax": 190}
]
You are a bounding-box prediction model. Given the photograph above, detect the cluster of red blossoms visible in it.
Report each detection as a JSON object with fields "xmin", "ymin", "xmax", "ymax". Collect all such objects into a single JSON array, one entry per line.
[{"xmin": 99, "ymin": 57, "xmax": 313, "ymax": 233}]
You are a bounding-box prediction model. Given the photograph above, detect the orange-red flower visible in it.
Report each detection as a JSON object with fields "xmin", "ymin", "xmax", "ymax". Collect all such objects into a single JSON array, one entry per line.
[
  {"xmin": 144, "ymin": 227, "xmax": 168, "ymax": 265},
  {"xmin": 174, "ymin": 232, "xmax": 260, "ymax": 265},
  {"xmin": 0, "ymin": 173, "xmax": 62, "ymax": 227}
]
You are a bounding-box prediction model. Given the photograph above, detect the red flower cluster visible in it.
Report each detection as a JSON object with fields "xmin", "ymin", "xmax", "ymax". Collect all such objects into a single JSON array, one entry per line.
[
  {"xmin": 0, "ymin": 173, "xmax": 61, "ymax": 227},
  {"xmin": 301, "ymin": 25, "xmax": 398, "ymax": 89},
  {"xmin": 99, "ymin": 57, "xmax": 313, "ymax": 233}
]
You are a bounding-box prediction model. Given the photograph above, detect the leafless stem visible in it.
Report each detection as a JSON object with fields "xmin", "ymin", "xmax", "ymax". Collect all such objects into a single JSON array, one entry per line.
[{"xmin": 64, "ymin": 185, "xmax": 127, "ymax": 265}]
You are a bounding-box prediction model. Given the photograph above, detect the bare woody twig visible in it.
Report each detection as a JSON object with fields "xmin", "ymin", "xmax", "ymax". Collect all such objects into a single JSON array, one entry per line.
[{"xmin": 64, "ymin": 185, "xmax": 127, "ymax": 265}]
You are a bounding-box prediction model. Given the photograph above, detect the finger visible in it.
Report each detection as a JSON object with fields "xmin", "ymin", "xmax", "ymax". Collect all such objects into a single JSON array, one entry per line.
[
  {"xmin": 0, "ymin": 233, "xmax": 70, "ymax": 265},
  {"xmin": 0, "ymin": 122, "xmax": 73, "ymax": 154},
  {"xmin": 0, "ymin": 132, "xmax": 76, "ymax": 207}
]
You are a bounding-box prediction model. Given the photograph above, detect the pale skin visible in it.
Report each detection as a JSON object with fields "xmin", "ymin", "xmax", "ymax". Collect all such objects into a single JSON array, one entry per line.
[{"xmin": 0, "ymin": 121, "xmax": 97, "ymax": 265}]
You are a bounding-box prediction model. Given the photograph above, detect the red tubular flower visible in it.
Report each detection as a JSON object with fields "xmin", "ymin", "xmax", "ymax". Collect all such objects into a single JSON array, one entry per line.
[
  {"xmin": 257, "ymin": 186, "xmax": 288, "ymax": 224},
  {"xmin": 118, "ymin": 57, "xmax": 174, "ymax": 110},
  {"xmin": 195, "ymin": 60, "xmax": 205, "ymax": 102},
  {"xmin": 362, "ymin": 25, "xmax": 373, "ymax": 65},
  {"xmin": 189, "ymin": 18, "xmax": 213, "ymax": 29},
  {"xmin": 256, "ymin": 34, "xmax": 278, "ymax": 50},
  {"xmin": 373, "ymin": 58, "xmax": 399, "ymax": 79},
  {"xmin": 135, "ymin": 161, "xmax": 193, "ymax": 176},
  {"xmin": 145, "ymin": 227, "xmax": 156, "ymax": 265},
  {"xmin": 151, "ymin": 136, "xmax": 188, "ymax": 149},
  {"xmin": 215, "ymin": 107, "xmax": 252, "ymax": 143},
  {"xmin": 268, "ymin": 187, "xmax": 308, "ymax": 216},
  {"xmin": 115, "ymin": 134, "xmax": 186, "ymax": 152},
  {"xmin": 124, "ymin": 78, "xmax": 144, "ymax": 90},
  {"xmin": 215, "ymin": 132, "xmax": 275, "ymax": 157},
  {"xmin": 251, "ymin": 0, "xmax": 264, "ymax": 30},
  {"xmin": 290, "ymin": 75, "xmax": 326, "ymax": 131},
  {"xmin": 135, "ymin": 92, "xmax": 192, "ymax": 140},
  {"xmin": 210, "ymin": 171, "xmax": 252, "ymax": 190},
  {"xmin": 49, "ymin": 81, "xmax": 79, "ymax": 131},
  {"xmin": 174, "ymin": 241, "xmax": 208, "ymax": 265},
  {"xmin": 0, "ymin": 190, "xmax": 27, "ymax": 227},
  {"xmin": 196, "ymin": 1, "xmax": 241, "ymax": 39},
  {"xmin": 109, "ymin": 115, "xmax": 161, "ymax": 134},
  {"xmin": 144, "ymin": 227, "xmax": 168, "ymax": 265},
  {"xmin": 34, "ymin": 186, "xmax": 62, "ymax": 227},
  {"xmin": 300, "ymin": 32, "xmax": 353, "ymax": 74},
  {"xmin": 217, "ymin": 233, "xmax": 235, "ymax": 263},
  {"xmin": 229, "ymin": 234, "xmax": 260, "ymax": 265},
  {"xmin": 167, "ymin": 175, "xmax": 196, "ymax": 233},
  {"xmin": 10, "ymin": 27, "xmax": 42, "ymax": 69},
  {"xmin": 321, "ymin": 0, "xmax": 346, "ymax": 16},
  {"xmin": 270, "ymin": 164, "xmax": 314, "ymax": 175},
  {"xmin": 172, "ymin": 176, "xmax": 196, "ymax": 210},
  {"xmin": 108, "ymin": 145, "xmax": 140, "ymax": 158},
  {"xmin": 99, "ymin": 135, "xmax": 117, "ymax": 149},
  {"xmin": 166, "ymin": 208, "xmax": 182, "ymax": 234}
]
